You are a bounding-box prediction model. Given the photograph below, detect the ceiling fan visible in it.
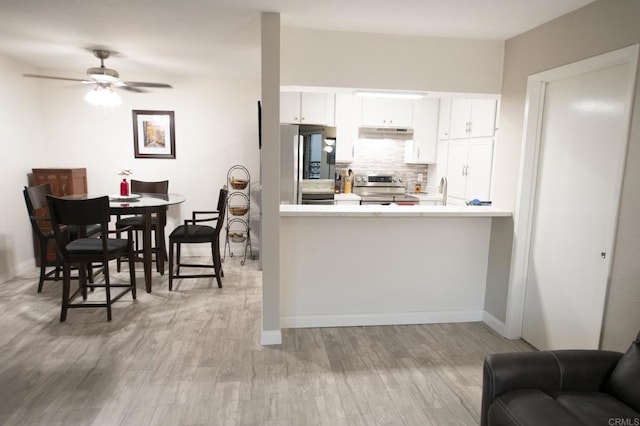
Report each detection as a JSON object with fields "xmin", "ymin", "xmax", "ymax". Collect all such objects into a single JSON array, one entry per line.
[{"xmin": 23, "ymin": 49, "xmax": 172, "ymax": 106}]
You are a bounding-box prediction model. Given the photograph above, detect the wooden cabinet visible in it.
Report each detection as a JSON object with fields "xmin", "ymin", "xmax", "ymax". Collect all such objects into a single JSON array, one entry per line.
[
  {"xmin": 359, "ymin": 97, "xmax": 414, "ymax": 127},
  {"xmin": 32, "ymin": 168, "xmax": 87, "ymax": 197},
  {"xmin": 335, "ymin": 93, "xmax": 357, "ymax": 162},
  {"xmin": 280, "ymin": 92, "xmax": 335, "ymax": 126},
  {"xmin": 446, "ymin": 138, "xmax": 493, "ymax": 201},
  {"xmin": 449, "ymin": 99, "xmax": 497, "ymax": 139},
  {"xmin": 405, "ymin": 98, "xmax": 439, "ymax": 164},
  {"xmin": 31, "ymin": 168, "xmax": 88, "ymax": 263}
]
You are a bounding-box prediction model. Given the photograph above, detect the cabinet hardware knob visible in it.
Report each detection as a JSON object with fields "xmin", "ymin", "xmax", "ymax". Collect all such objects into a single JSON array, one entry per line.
[{"xmin": 601, "ymin": 251, "xmax": 607, "ymax": 259}]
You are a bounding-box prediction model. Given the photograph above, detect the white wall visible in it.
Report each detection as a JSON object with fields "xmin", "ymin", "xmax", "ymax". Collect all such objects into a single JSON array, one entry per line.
[
  {"xmin": 261, "ymin": 12, "xmax": 282, "ymax": 345},
  {"xmin": 0, "ymin": 53, "xmax": 261, "ymax": 282},
  {"xmin": 281, "ymin": 27, "xmax": 505, "ymax": 94},
  {"xmin": 0, "ymin": 54, "xmax": 46, "ymax": 281},
  {"xmin": 495, "ymin": 0, "xmax": 640, "ymax": 351}
]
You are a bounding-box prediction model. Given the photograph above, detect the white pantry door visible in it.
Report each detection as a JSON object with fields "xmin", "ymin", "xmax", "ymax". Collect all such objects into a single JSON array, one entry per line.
[{"xmin": 522, "ymin": 59, "xmax": 635, "ymax": 350}]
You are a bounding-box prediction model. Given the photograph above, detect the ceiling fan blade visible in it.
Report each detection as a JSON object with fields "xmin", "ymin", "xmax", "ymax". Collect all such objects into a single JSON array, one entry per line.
[
  {"xmin": 23, "ymin": 73, "xmax": 92, "ymax": 83},
  {"xmin": 123, "ymin": 81, "xmax": 173, "ymax": 89},
  {"xmin": 116, "ymin": 85, "xmax": 147, "ymax": 93}
]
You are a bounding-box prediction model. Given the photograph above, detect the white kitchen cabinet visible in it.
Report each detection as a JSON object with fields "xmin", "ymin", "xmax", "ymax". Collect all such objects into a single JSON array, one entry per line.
[
  {"xmin": 449, "ymin": 99, "xmax": 497, "ymax": 139},
  {"xmin": 280, "ymin": 92, "xmax": 300, "ymax": 124},
  {"xmin": 280, "ymin": 92, "xmax": 335, "ymax": 126},
  {"xmin": 427, "ymin": 140, "xmax": 449, "ymax": 188},
  {"xmin": 359, "ymin": 97, "xmax": 414, "ymax": 127},
  {"xmin": 437, "ymin": 98, "xmax": 452, "ymax": 140},
  {"xmin": 405, "ymin": 98, "xmax": 439, "ymax": 164},
  {"xmin": 447, "ymin": 137, "xmax": 493, "ymax": 202},
  {"xmin": 335, "ymin": 93, "xmax": 357, "ymax": 162}
]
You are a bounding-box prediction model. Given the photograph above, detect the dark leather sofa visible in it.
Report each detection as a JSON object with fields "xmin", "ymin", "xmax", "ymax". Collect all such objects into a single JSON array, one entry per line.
[{"xmin": 481, "ymin": 331, "xmax": 640, "ymax": 426}]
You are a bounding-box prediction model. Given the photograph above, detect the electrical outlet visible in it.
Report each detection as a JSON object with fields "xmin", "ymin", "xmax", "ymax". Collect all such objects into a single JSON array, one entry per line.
[{"xmin": 417, "ymin": 173, "xmax": 423, "ymax": 182}]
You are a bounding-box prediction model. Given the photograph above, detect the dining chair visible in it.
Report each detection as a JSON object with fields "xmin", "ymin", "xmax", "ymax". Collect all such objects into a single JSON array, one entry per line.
[
  {"xmin": 23, "ymin": 183, "xmax": 61, "ymax": 292},
  {"xmin": 47, "ymin": 195, "xmax": 137, "ymax": 321},
  {"xmin": 23, "ymin": 184, "xmax": 101, "ymax": 292},
  {"xmin": 168, "ymin": 188, "xmax": 228, "ymax": 290},
  {"xmin": 116, "ymin": 179, "xmax": 169, "ymax": 273}
]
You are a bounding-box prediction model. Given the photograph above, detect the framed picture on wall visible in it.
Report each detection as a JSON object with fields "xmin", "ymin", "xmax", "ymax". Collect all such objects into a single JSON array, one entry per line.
[{"xmin": 132, "ymin": 110, "xmax": 176, "ymax": 159}]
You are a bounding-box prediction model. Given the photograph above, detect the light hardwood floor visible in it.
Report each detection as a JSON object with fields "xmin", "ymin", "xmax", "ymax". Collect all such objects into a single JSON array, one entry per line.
[{"xmin": 0, "ymin": 257, "xmax": 532, "ymax": 425}]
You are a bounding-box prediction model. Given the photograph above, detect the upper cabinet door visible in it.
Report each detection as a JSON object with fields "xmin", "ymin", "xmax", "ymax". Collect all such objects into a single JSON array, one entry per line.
[
  {"xmin": 280, "ymin": 92, "xmax": 301, "ymax": 123},
  {"xmin": 386, "ymin": 98, "xmax": 414, "ymax": 127},
  {"xmin": 280, "ymin": 92, "xmax": 336, "ymax": 125},
  {"xmin": 449, "ymin": 99, "xmax": 497, "ymax": 139},
  {"xmin": 359, "ymin": 97, "xmax": 414, "ymax": 127},
  {"xmin": 468, "ymin": 99, "xmax": 497, "ymax": 138},
  {"xmin": 335, "ymin": 93, "xmax": 356, "ymax": 162},
  {"xmin": 360, "ymin": 98, "xmax": 388, "ymax": 126},
  {"xmin": 450, "ymin": 99, "xmax": 473, "ymax": 139},
  {"xmin": 300, "ymin": 93, "xmax": 335, "ymax": 126},
  {"xmin": 407, "ymin": 98, "xmax": 439, "ymax": 164}
]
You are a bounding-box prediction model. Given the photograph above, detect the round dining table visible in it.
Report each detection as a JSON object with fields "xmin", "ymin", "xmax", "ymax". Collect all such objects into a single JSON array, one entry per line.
[
  {"xmin": 63, "ymin": 192, "xmax": 185, "ymax": 293},
  {"xmin": 109, "ymin": 192, "xmax": 185, "ymax": 293}
]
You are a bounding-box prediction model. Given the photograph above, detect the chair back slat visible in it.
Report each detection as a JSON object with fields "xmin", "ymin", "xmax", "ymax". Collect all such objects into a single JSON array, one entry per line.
[
  {"xmin": 216, "ymin": 188, "xmax": 228, "ymax": 233},
  {"xmin": 131, "ymin": 180, "xmax": 169, "ymax": 194},
  {"xmin": 24, "ymin": 184, "xmax": 53, "ymax": 238},
  {"xmin": 24, "ymin": 183, "xmax": 52, "ymax": 211}
]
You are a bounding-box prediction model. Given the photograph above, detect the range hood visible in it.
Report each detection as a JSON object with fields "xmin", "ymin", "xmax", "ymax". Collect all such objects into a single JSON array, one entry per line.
[{"xmin": 358, "ymin": 126, "xmax": 414, "ymax": 139}]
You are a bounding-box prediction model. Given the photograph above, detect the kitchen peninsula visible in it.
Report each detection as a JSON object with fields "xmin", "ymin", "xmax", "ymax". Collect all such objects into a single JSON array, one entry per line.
[{"xmin": 280, "ymin": 204, "xmax": 511, "ymax": 329}]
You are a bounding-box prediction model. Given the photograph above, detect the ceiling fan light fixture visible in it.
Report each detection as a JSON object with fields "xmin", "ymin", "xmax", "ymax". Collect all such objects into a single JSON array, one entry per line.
[
  {"xmin": 87, "ymin": 66, "xmax": 119, "ymax": 83},
  {"xmin": 85, "ymin": 84, "xmax": 122, "ymax": 107}
]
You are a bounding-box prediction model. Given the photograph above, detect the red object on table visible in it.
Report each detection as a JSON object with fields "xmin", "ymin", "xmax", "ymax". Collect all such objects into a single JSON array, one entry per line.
[{"xmin": 120, "ymin": 178, "xmax": 129, "ymax": 196}]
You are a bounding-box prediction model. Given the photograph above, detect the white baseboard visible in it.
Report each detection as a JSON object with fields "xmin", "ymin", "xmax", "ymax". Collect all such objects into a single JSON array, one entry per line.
[
  {"xmin": 281, "ymin": 310, "xmax": 484, "ymax": 329},
  {"xmin": 482, "ymin": 311, "xmax": 506, "ymax": 336},
  {"xmin": 261, "ymin": 329, "xmax": 282, "ymax": 346},
  {"xmin": 0, "ymin": 260, "xmax": 37, "ymax": 285}
]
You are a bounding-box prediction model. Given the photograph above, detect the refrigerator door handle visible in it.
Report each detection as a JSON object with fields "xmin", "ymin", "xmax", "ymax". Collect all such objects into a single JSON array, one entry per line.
[{"xmin": 296, "ymin": 134, "xmax": 304, "ymax": 204}]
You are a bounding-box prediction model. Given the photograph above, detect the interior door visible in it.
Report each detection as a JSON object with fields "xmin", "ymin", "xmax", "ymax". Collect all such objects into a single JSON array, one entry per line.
[{"xmin": 522, "ymin": 62, "xmax": 633, "ymax": 350}]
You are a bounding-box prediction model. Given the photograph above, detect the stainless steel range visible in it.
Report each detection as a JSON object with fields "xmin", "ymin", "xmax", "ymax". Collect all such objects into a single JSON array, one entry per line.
[{"xmin": 353, "ymin": 174, "xmax": 417, "ymax": 205}]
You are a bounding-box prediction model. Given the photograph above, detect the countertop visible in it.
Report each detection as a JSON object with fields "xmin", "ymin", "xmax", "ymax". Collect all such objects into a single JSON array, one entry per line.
[{"xmin": 280, "ymin": 204, "xmax": 511, "ymax": 217}]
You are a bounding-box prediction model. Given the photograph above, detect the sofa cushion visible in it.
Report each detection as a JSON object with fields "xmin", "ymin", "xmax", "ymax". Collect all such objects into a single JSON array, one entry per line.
[
  {"xmin": 607, "ymin": 335, "xmax": 640, "ymax": 412},
  {"xmin": 490, "ymin": 389, "xmax": 640, "ymax": 426},
  {"xmin": 552, "ymin": 391, "xmax": 640, "ymax": 425},
  {"xmin": 489, "ymin": 389, "xmax": 584, "ymax": 426}
]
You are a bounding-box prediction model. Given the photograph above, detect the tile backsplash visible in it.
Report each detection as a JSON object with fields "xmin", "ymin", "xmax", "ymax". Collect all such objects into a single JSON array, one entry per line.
[{"xmin": 336, "ymin": 138, "xmax": 429, "ymax": 189}]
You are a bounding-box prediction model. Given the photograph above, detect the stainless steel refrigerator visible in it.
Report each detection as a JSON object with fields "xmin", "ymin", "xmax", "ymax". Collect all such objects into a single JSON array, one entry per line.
[{"xmin": 280, "ymin": 124, "xmax": 336, "ymax": 204}]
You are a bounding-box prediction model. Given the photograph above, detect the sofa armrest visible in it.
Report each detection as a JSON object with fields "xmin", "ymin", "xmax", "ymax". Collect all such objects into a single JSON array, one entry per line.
[{"xmin": 481, "ymin": 350, "xmax": 622, "ymax": 426}]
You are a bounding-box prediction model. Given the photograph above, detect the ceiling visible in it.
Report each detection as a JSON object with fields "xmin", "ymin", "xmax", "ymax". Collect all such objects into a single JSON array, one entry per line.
[{"xmin": 0, "ymin": 0, "xmax": 595, "ymax": 79}]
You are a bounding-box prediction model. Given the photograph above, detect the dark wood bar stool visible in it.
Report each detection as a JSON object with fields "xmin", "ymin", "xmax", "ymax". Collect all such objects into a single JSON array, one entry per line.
[
  {"xmin": 47, "ymin": 195, "xmax": 137, "ymax": 321},
  {"xmin": 168, "ymin": 188, "xmax": 227, "ymax": 290},
  {"xmin": 23, "ymin": 184, "xmax": 100, "ymax": 292}
]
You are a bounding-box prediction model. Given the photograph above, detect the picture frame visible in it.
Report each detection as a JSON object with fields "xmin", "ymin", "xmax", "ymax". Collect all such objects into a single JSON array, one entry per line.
[{"xmin": 132, "ymin": 110, "xmax": 176, "ymax": 159}]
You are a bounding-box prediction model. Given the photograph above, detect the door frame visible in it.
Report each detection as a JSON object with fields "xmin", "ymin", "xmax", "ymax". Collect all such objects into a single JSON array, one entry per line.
[{"xmin": 504, "ymin": 45, "xmax": 639, "ymax": 340}]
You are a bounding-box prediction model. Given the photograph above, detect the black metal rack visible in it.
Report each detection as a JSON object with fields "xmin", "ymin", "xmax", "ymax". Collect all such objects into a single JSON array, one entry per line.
[{"xmin": 224, "ymin": 165, "xmax": 254, "ymax": 265}]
